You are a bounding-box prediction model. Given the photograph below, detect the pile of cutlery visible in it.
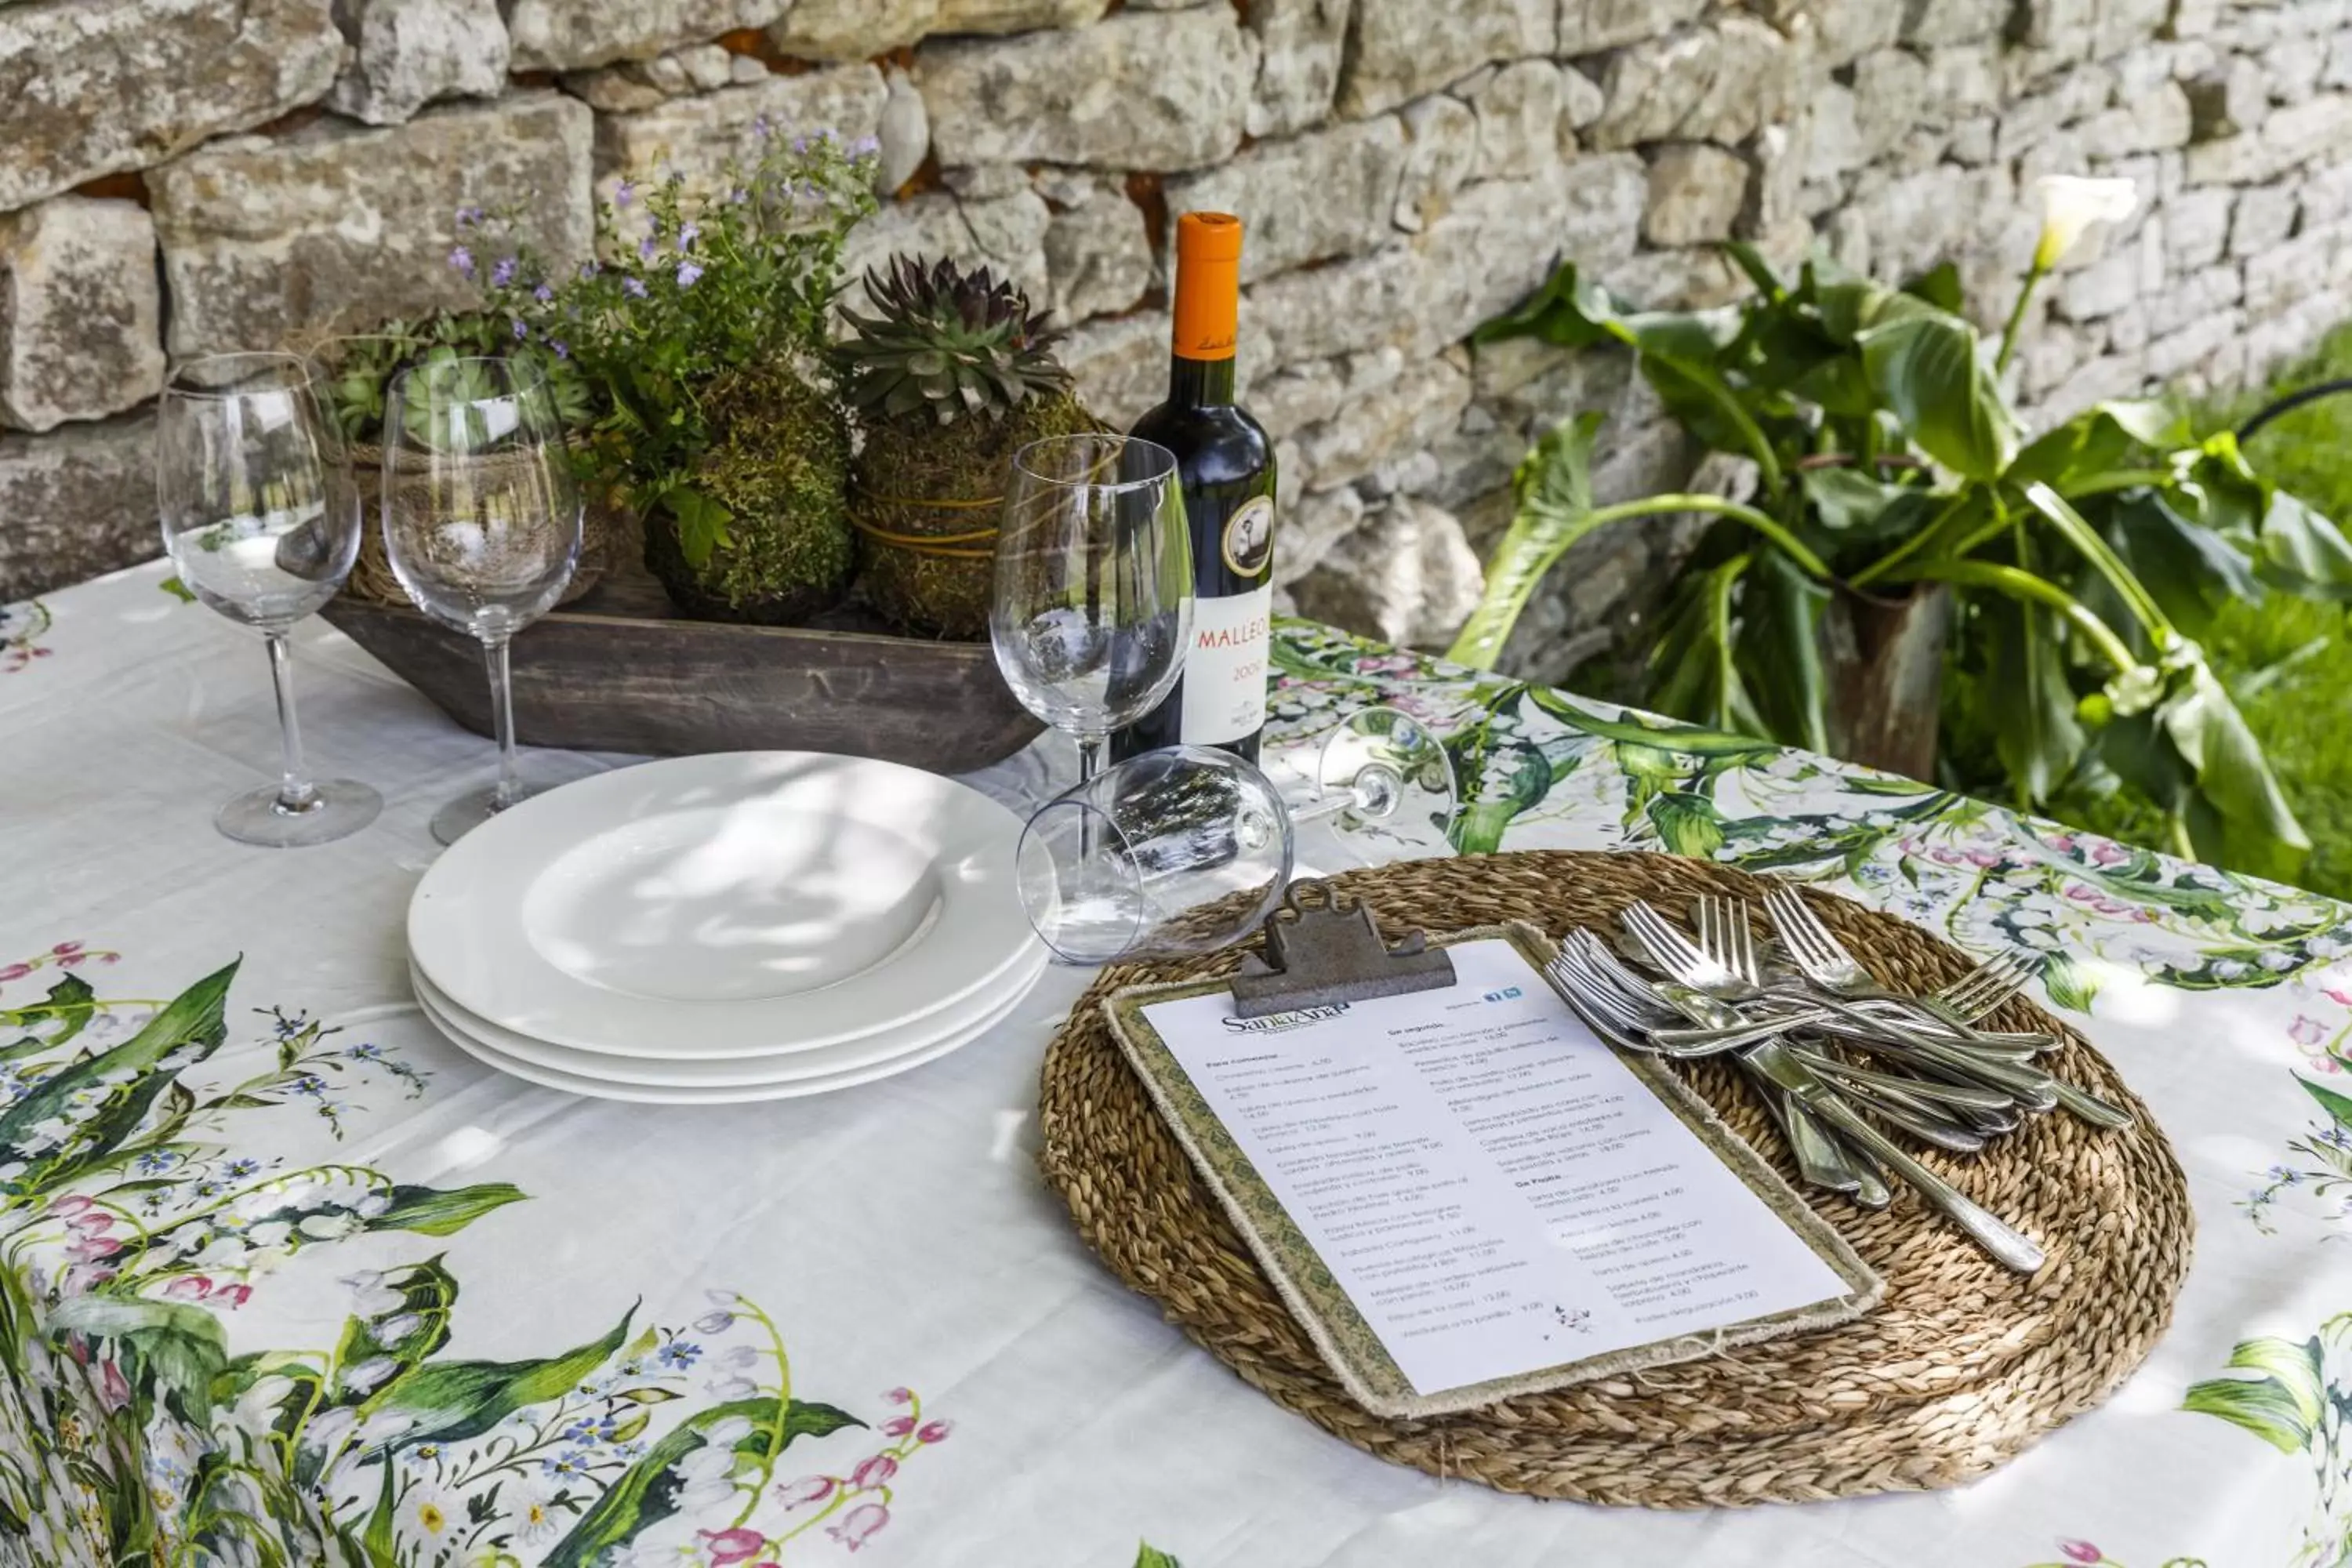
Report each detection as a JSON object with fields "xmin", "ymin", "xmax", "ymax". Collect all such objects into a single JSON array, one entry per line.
[{"xmin": 1543, "ymin": 887, "xmax": 2134, "ymax": 1273}]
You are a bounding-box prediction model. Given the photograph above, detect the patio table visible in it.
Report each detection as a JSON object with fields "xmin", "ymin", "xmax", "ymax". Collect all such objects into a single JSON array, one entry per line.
[{"xmin": 2, "ymin": 561, "xmax": 2346, "ymax": 1568}]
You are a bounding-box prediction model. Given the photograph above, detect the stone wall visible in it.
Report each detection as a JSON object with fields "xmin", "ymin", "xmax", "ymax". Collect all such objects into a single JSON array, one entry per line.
[{"xmin": 6, "ymin": 0, "xmax": 2352, "ymax": 684}]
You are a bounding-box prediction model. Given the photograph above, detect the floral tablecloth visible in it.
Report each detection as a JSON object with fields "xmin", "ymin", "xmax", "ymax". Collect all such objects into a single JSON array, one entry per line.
[{"xmin": 2, "ymin": 566, "xmax": 2346, "ymax": 1568}]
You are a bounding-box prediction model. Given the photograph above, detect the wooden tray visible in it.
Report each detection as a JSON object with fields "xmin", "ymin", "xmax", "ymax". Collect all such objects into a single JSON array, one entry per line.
[{"xmin": 323, "ymin": 552, "xmax": 1042, "ymax": 775}]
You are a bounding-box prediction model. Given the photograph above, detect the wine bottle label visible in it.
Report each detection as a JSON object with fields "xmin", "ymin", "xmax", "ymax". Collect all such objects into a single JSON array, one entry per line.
[
  {"xmin": 1181, "ymin": 583, "xmax": 1273, "ymax": 745},
  {"xmin": 1221, "ymin": 495, "xmax": 1276, "ymax": 576}
]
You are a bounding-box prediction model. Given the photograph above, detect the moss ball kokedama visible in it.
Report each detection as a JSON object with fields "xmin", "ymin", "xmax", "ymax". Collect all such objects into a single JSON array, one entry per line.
[
  {"xmin": 840, "ymin": 257, "xmax": 1102, "ymax": 640},
  {"xmin": 641, "ymin": 361, "xmax": 856, "ymax": 624}
]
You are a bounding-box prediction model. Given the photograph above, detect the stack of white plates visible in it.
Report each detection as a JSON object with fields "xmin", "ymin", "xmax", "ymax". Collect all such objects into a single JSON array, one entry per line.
[{"xmin": 405, "ymin": 752, "xmax": 1047, "ymax": 1104}]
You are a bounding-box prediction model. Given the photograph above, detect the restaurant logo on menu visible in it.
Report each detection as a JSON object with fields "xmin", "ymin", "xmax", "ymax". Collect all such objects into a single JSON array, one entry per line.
[{"xmin": 1219, "ymin": 1003, "xmax": 1349, "ymax": 1034}]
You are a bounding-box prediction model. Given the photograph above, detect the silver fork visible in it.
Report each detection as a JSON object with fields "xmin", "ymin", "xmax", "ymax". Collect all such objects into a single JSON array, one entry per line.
[
  {"xmin": 1763, "ymin": 884, "xmax": 2134, "ymax": 1131},
  {"xmin": 1613, "ymin": 913, "xmax": 2045, "ymax": 1271},
  {"xmin": 1694, "ymin": 896, "xmax": 1990, "ymax": 1156},
  {"xmin": 1542, "ymin": 936, "xmax": 1892, "ymax": 1204},
  {"xmin": 1620, "ymin": 902, "xmax": 1872, "ymax": 1201}
]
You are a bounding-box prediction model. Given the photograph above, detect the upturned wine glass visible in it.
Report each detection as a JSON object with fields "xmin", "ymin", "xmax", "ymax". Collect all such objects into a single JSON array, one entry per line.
[
  {"xmin": 1285, "ymin": 706, "xmax": 1460, "ymax": 834},
  {"xmin": 991, "ymin": 434, "xmax": 1193, "ymax": 785},
  {"xmin": 157, "ymin": 351, "xmax": 382, "ymax": 848},
  {"xmin": 1018, "ymin": 745, "xmax": 1292, "ymax": 964},
  {"xmin": 379, "ymin": 356, "xmax": 581, "ymax": 844}
]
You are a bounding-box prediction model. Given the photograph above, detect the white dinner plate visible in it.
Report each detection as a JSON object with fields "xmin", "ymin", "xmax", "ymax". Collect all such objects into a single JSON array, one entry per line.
[
  {"xmin": 407, "ymin": 753, "xmax": 1039, "ymax": 1058},
  {"xmin": 412, "ymin": 960, "xmax": 1035, "ymax": 1104},
  {"xmin": 408, "ymin": 946, "xmax": 1046, "ymax": 1088}
]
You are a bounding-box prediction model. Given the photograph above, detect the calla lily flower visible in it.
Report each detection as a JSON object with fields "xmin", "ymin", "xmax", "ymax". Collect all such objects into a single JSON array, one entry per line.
[{"xmin": 2033, "ymin": 176, "xmax": 2138, "ymax": 270}]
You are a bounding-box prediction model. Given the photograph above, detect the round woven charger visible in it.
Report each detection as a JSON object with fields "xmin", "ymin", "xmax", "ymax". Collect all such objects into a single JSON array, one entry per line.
[{"xmin": 1036, "ymin": 850, "xmax": 2194, "ymax": 1508}]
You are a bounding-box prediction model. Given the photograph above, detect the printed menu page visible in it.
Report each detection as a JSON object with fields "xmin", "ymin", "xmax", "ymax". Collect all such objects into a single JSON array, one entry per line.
[{"xmin": 1137, "ymin": 937, "xmax": 1856, "ymax": 1399}]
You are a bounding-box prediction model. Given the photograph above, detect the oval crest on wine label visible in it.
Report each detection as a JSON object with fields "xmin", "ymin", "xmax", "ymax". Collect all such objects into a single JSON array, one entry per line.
[{"xmin": 1221, "ymin": 494, "xmax": 1276, "ymax": 577}]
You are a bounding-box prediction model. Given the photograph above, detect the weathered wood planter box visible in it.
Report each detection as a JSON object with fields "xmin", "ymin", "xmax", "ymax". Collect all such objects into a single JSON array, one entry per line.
[{"xmin": 322, "ymin": 554, "xmax": 1040, "ymax": 775}]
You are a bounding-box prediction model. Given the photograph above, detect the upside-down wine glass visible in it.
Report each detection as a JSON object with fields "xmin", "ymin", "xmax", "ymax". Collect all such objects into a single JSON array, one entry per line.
[
  {"xmin": 1284, "ymin": 706, "xmax": 1460, "ymax": 835},
  {"xmin": 379, "ymin": 356, "xmax": 581, "ymax": 845},
  {"xmin": 1018, "ymin": 745, "xmax": 1294, "ymax": 964},
  {"xmin": 157, "ymin": 351, "xmax": 382, "ymax": 847},
  {"xmin": 990, "ymin": 434, "xmax": 1193, "ymax": 786}
]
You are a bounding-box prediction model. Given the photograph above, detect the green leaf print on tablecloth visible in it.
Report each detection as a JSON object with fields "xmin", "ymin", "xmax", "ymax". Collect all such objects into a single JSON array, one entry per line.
[
  {"xmin": 1267, "ymin": 622, "xmax": 2352, "ymax": 996},
  {"xmin": 0, "ymin": 949, "xmax": 953, "ymax": 1566},
  {"xmin": 2184, "ymin": 1316, "xmax": 2352, "ymax": 1567}
]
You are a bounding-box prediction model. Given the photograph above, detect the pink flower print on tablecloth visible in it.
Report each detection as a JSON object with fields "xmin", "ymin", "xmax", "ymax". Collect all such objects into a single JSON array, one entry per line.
[{"xmin": 828, "ymin": 1502, "xmax": 889, "ymax": 1552}]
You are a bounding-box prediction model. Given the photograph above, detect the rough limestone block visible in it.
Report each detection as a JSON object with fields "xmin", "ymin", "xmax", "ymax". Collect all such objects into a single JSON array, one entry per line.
[
  {"xmin": 1290, "ymin": 494, "xmax": 1484, "ymax": 650},
  {"xmin": 2188, "ymin": 93, "xmax": 2352, "ymax": 184},
  {"xmin": 1291, "ymin": 359, "xmax": 1471, "ymax": 492},
  {"xmin": 935, "ymin": 0, "xmax": 1115, "ymax": 31},
  {"xmin": 2165, "ymin": 185, "xmax": 2236, "ymax": 270},
  {"xmin": 2077, "ymin": 82, "xmax": 2194, "ymax": 158},
  {"xmin": 1559, "ymin": 0, "xmax": 1709, "ymax": 55},
  {"xmin": 1039, "ymin": 175, "xmax": 1153, "ymax": 322},
  {"xmin": 1058, "ymin": 311, "xmax": 1167, "ymax": 429},
  {"xmin": 1804, "ymin": 84, "xmax": 1865, "ymax": 186},
  {"xmin": 1743, "ymin": 120, "xmax": 1809, "ymax": 236},
  {"xmin": 2230, "ymin": 182, "xmax": 2299, "ymax": 258},
  {"xmin": 1776, "ymin": 0, "xmax": 1902, "ymax": 67},
  {"xmin": 840, "ymin": 189, "xmax": 1052, "ymax": 306},
  {"xmin": 1851, "ymin": 48, "xmax": 1929, "ymax": 162},
  {"xmin": 1245, "ymin": 245, "xmax": 1427, "ymax": 365},
  {"xmin": 1250, "ymin": 356, "xmax": 1350, "ymax": 442},
  {"xmin": 1244, "ymin": 0, "xmax": 1350, "ymax": 138},
  {"xmin": 0, "ymin": 410, "xmax": 158, "ymax": 602},
  {"xmin": 1469, "ymin": 60, "xmax": 1569, "ymax": 181},
  {"xmin": 1336, "ymin": 0, "xmax": 1555, "ymax": 119},
  {"xmin": 506, "ymin": 0, "xmax": 786, "ymax": 71},
  {"xmin": 917, "ymin": 9, "xmax": 1254, "ymax": 172},
  {"xmin": 1900, "ymin": 0, "xmax": 2012, "ymax": 45},
  {"xmin": 147, "ymin": 94, "xmax": 594, "ymax": 360},
  {"xmin": 1642, "ymin": 143, "xmax": 1750, "ymax": 246},
  {"xmin": 1271, "ymin": 485, "xmax": 1366, "ymax": 589},
  {"xmin": 770, "ymin": 0, "xmax": 941, "ymax": 58},
  {"xmin": 2243, "ymin": 217, "xmax": 2350, "ymax": 315},
  {"xmin": 559, "ymin": 67, "xmax": 670, "ymax": 114},
  {"xmin": 1166, "ymin": 117, "xmax": 1408, "ymax": 283},
  {"xmin": 2056, "ymin": 252, "xmax": 2142, "ymax": 321},
  {"xmin": 0, "ymin": 0, "xmax": 342, "ymax": 213},
  {"xmin": 876, "ymin": 67, "xmax": 931, "ymax": 194},
  {"xmin": 1591, "ymin": 18, "xmax": 1795, "ymax": 150},
  {"xmin": 2143, "ymin": 260, "xmax": 2243, "ymax": 337},
  {"xmin": 0, "ymin": 198, "xmax": 164, "ymax": 435},
  {"xmin": 1394, "ymin": 94, "xmax": 1482, "ymax": 232},
  {"xmin": 328, "ymin": 0, "xmax": 510, "ymax": 126},
  {"xmin": 593, "ymin": 67, "xmax": 889, "ymax": 213},
  {"xmin": 1560, "ymin": 64, "xmax": 1606, "ymax": 131}
]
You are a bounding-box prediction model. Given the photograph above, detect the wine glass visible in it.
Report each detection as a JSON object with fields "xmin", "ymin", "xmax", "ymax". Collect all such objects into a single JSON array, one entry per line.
[
  {"xmin": 1284, "ymin": 706, "xmax": 1460, "ymax": 834},
  {"xmin": 1018, "ymin": 746, "xmax": 1292, "ymax": 964},
  {"xmin": 991, "ymin": 434, "xmax": 1192, "ymax": 786},
  {"xmin": 379, "ymin": 356, "xmax": 581, "ymax": 845},
  {"xmin": 157, "ymin": 351, "xmax": 382, "ymax": 848}
]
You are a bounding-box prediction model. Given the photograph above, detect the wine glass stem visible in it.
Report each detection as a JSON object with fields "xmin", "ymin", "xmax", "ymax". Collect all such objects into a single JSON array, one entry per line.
[
  {"xmin": 483, "ymin": 635, "xmax": 522, "ymax": 812},
  {"xmin": 1075, "ymin": 732, "xmax": 1107, "ymax": 786},
  {"xmin": 263, "ymin": 630, "xmax": 319, "ymax": 815},
  {"xmin": 1286, "ymin": 789, "xmax": 1357, "ymax": 827}
]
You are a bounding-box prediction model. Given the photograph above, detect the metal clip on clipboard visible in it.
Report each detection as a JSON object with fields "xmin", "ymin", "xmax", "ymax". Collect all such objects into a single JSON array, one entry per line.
[{"xmin": 1228, "ymin": 879, "xmax": 1457, "ymax": 1018}]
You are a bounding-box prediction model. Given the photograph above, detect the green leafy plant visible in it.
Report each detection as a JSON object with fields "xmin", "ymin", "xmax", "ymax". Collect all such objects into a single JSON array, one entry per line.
[
  {"xmin": 317, "ymin": 311, "xmax": 592, "ymax": 447},
  {"xmin": 483, "ymin": 130, "xmax": 880, "ymax": 569},
  {"xmin": 1454, "ymin": 179, "xmax": 2352, "ymax": 879}
]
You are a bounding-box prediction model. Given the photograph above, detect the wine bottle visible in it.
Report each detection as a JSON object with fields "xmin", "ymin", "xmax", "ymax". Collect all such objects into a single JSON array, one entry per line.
[{"xmin": 1112, "ymin": 210, "xmax": 1278, "ymax": 766}]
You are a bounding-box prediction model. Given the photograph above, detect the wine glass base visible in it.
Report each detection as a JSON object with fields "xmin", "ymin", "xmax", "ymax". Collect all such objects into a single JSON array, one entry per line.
[
  {"xmin": 430, "ymin": 783, "xmax": 528, "ymax": 847},
  {"xmin": 216, "ymin": 779, "xmax": 382, "ymax": 848}
]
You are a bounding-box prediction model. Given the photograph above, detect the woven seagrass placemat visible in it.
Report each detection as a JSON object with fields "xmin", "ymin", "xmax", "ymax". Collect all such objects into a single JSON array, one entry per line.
[{"xmin": 1035, "ymin": 849, "xmax": 2194, "ymax": 1508}]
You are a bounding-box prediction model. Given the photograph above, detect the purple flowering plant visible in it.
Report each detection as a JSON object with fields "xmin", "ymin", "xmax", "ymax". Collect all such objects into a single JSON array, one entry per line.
[{"xmin": 477, "ymin": 131, "xmax": 880, "ymax": 566}]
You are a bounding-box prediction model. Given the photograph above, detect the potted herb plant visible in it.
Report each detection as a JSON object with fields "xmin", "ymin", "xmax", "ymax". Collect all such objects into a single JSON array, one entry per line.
[
  {"xmin": 1453, "ymin": 177, "xmax": 2352, "ymax": 881},
  {"xmin": 485, "ymin": 132, "xmax": 879, "ymax": 625},
  {"xmin": 837, "ymin": 256, "xmax": 1098, "ymax": 639},
  {"xmin": 311, "ymin": 311, "xmax": 609, "ymax": 605}
]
